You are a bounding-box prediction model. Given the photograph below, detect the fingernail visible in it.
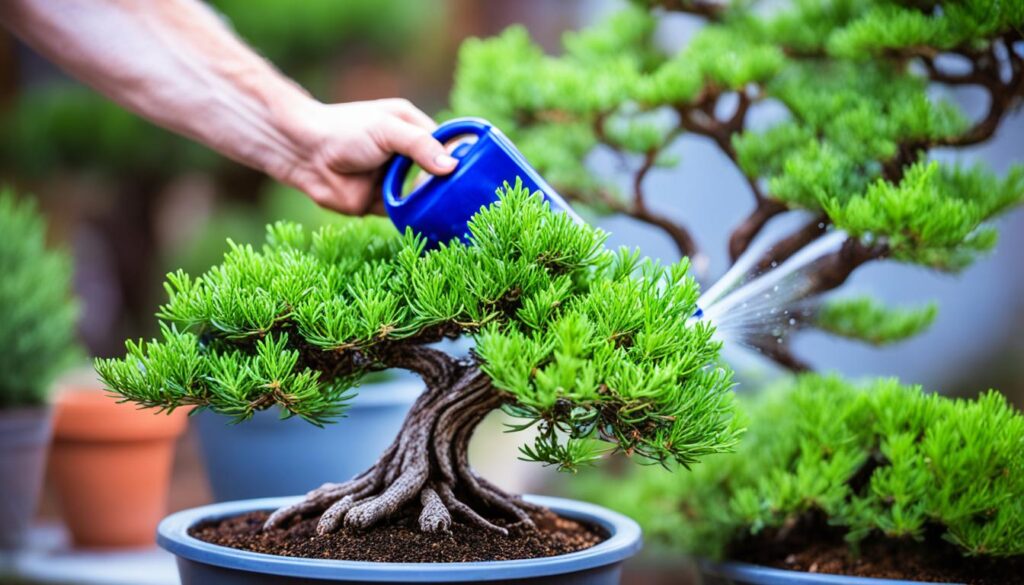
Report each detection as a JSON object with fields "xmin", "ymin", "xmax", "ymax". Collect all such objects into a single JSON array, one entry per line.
[{"xmin": 434, "ymin": 154, "xmax": 458, "ymax": 169}]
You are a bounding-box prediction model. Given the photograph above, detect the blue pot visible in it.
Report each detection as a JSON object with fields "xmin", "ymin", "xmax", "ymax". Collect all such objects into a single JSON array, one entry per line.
[
  {"xmin": 193, "ymin": 375, "xmax": 421, "ymax": 501},
  {"xmin": 158, "ymin": 495, "xmax": 642, "ymax": 584},
  {"xmin": 701, "ymin": 560, "xmax": 957, "ymax": 585},
  {"xmin": 0, "ymin": 407, "xmax": 53, "ymax": 550}
]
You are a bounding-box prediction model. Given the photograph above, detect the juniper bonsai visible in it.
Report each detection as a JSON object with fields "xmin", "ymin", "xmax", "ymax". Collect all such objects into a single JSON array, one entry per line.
[
  {"xmin": 0, "ymin": 189, "xmax": 80, "ymax": 409},
  {"xmin": 97, "ymin": 184, "xmax": 737, "ymax": 535},
  {"xmin": 589, "ymin": 374, "xmax": 1024, "ymax": 560},
  {"xmin": 449, "ymin": 0, "xmax": 1024, "ymax": 369}
]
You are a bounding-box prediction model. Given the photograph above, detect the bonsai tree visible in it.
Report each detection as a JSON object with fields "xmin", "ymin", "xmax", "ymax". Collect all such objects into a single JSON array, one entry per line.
[
  {"xmin": 448, "ymin": 0, "xmax": 1024, "ymax": 369},
  {"xmin": 588, "ymin": 374, "xmax": 1024, "ymax": 577},
  {"xmin": 0, "ymin": 189, "xmax": 80, "ymax": 409},
  {"xmin": 97, "ymin": 184, "xmax": 739, "ymax": 534}
]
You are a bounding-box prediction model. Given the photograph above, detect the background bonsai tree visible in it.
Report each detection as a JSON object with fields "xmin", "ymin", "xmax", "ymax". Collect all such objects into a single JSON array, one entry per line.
[
  {"xmin": 97, "ymin": 184, "xmax": 738, "ymax": 535},
  {"xmin": 448, "ymin": 0, "xmax": 1024, "ymax": 369},
  {"xmin": 588, "ymin": 374, "xmax": 1024, "ymax": 566},
  {"xmin": 0, "ymin": 189, "xmax": 80, "ymax": 409}
]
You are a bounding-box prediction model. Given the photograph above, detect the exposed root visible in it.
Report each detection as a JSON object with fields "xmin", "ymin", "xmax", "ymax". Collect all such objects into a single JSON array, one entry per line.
[
  {"xmin": 345, "ymin": 464, "xmax": 428, "ymax": 529},
  {"xmin": 419, "ymin": 486, "xmax": 451, "ymax": 533},
  {"xmin": 437, "ymin": 481, "xmax": 508, "ymax": 535},
  {"xmin": 263, "ymin": 365, "xmax": 539, "ymax": 535}
]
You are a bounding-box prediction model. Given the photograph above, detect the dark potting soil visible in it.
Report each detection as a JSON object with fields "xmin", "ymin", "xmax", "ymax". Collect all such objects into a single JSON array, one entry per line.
[
  {"xmin": 731, "ymin": 521, "xmax": 1024, "ymax": 585},
  {"xmin": 190, "ymin": 508, "xmax": 606, "ymax": 563}
]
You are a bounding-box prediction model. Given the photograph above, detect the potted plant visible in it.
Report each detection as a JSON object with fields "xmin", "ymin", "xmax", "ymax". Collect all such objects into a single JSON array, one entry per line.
[
  {"xmin": 591, "ymin": 374, "xmax": 1024, "ymax": 584},
  {"xmin": 449, "ymin": 0, "xmax": 1024, "ymax": 370},
  {"xmin": 0, "ymin": 189, "xmax": 79, "ymax": 549},
  {"xmin": 96, "ymin": 185, "xmax": 739, "ymax": 583},
  {"xmin": 49, "ymin": 372, "xmax": 190, "ymax": 548}
]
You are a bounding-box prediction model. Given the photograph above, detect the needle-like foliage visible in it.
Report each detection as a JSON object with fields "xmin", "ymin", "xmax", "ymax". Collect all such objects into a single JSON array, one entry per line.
[
  {"xmin": 0, "ymin": 189, "xmax": 80, "ymax": 408},
  {"xmin": 97, "ymin": 182, "xmax": 737, "ymax": 471},
  {"xmin": 814, "ymin": 297, "xmax": 937, "ymax": 346},
  {"xmin": 584, "ymin": 374, "xmax": 1024, "ymax": 559}
]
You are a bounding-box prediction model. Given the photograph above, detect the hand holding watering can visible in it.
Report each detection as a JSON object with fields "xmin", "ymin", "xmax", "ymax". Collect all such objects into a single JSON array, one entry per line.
[{"xmin": 382, "ymin": 117, "xmax": 583, "ymax": 247}]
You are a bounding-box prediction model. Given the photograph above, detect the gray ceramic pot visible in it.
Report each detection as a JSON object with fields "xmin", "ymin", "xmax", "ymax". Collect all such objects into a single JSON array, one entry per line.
[
  {"xmin": 193, "ymin": 375, "xmax": 421, "ymax": 501},
  {"xmin": 158, "ymin": 495, "xmax": 642, "ymax": 584},
  {"xmin": 0, "ymin": 406, "xmax": 53, "ymax": 550},
  {"xmin": 702, "ymin": 560, "xmax": 959, "ymax": 585}
]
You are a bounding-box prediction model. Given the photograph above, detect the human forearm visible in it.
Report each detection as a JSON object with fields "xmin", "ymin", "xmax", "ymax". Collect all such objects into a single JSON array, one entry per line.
[{"xmin": 2, "ymin": 1, "xmax": 311, "ymax": 176}]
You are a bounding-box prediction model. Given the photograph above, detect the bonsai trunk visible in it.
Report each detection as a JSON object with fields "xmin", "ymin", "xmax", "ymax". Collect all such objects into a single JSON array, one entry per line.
[{"xmin": 264, "ymin": 348, "xmax": 539, "ymax": 536}]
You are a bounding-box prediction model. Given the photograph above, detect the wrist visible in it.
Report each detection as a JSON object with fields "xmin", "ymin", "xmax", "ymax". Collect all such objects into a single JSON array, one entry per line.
[
  {"xmin": 249, "ymin": 85, "xmax": 326, "ymax": 185},
  {"xmin": 266, "ymin": 86, "xmax": 324, "ymax": 152}
]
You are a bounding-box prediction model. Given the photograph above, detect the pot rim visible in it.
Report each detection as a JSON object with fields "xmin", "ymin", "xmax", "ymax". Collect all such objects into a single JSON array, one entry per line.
[
  {"xmin": 702, "ymin": 559, "xmax": 962, "ymax": 585},
  {"xmin": 158, "ymin": 494, "xmax": 642, "ymax": 582}
]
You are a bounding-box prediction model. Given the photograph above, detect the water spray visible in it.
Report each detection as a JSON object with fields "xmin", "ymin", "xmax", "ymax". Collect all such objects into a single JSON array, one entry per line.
[{"xmin": 383, "ymin": 117, "xmax": 843, "ymax": 363}]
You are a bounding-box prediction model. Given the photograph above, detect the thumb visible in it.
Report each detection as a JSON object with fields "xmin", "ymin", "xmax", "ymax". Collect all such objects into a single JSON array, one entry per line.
[{"xmin": 377, "ymin": 117, "xmax": 458, "ymax": 176}]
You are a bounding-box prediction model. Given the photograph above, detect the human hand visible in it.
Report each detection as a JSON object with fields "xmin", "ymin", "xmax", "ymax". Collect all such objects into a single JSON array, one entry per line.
[{"xmin": 273, "ymin": 98, "xmax": 458, "ymax": 214}]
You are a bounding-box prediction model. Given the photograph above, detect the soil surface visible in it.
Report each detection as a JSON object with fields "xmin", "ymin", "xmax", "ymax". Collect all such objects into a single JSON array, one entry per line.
[
  {"xmin": 732, "ymin": 521, "xmax": 1024, "ymax": 585},
  {"xmin": 190, "ymin": 508, "xmax": 606, "ymax": 563}
]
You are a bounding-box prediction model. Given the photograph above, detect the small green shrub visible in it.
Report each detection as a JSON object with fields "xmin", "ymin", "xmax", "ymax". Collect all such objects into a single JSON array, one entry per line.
[
  {"xmin": 0, "ymin": 189, "xmax": 80, "ymax": 408},
  {"xmin": 588, "ymin": 374, "xmax": 1024, "ymax": 559}
]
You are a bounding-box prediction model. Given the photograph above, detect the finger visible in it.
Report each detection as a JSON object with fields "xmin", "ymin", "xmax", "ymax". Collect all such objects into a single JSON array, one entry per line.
[
  {"xmin": 376, "ymin": 98, "xmax": 437, "ymax": 132},
  {"xmin": 306, "ymin": 173, "xmax": 372, "ymax": 215},
  {"xmin": 366, "ymin": 170, "xmax": 388, "ymax": 216},
  {"xmin": 375, "ymin": 117, "xmax": 458, "ymax": 176}
]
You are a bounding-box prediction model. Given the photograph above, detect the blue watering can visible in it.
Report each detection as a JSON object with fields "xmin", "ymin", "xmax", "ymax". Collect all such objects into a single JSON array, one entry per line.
[
  {"xmin": 382, "ymin": 117, "xmax": 705, "ymax": 320},
  {"xmin": 382, "ymin": 117, "xmax": 582, "ymax": 247}
]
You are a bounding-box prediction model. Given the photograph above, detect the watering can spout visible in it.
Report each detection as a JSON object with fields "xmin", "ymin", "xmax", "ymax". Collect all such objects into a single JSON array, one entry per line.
[{"xmin": 382, "ymin": 117, "xmax": 582, "ymax": 247}]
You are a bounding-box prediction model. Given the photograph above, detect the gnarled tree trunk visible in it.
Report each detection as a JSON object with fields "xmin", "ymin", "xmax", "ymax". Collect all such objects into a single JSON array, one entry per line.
[{"xmin": 264, "ymin": 347, "xmax": 540, "ymax": 535}]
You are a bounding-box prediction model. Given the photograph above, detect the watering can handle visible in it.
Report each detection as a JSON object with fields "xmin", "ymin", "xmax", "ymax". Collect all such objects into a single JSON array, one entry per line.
[{"xmin": 382, "ymin": 117, "xmax": 492, "ymax": 208}]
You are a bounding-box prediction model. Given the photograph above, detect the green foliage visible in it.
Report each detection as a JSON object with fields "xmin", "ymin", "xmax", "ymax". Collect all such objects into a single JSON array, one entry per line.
[
  {"xmin": 826, "ymin": 162, "xmax": 1024, "ymax": 271},
  {"xmin": 584, "ymin": 374, "xmax": 1024, "ymax": 559},
  {"xmin": 815, "ymin": 296, "xmax": 937, "ymax": 345},
  {"xmin": 210, "ymin": 0, "xmax": 431, "ymax": 69},
  {"xmin": 826, "ymin": 1, "xmax": 1024, "ymax": 59},
  {"xmin": 449, "ymin": 0, "xmax": 1021, "ymax": 269},
  {"xmin": 0, "ymin": 189, "xmax": 80, "ymax": 408},
  {"xmin": 98, "ymin": 182, "xmax": 738, "ymax": 470},
  {"xmin": 0, "ymin": 85, "xmax": 218, "ymax": 178}
]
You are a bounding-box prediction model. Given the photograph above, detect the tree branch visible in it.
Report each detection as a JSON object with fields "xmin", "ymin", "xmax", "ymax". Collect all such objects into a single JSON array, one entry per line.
[
  {"xmin": 745, "ymin": 336, "xmax": 812, "ymax": 372},
  {"xmin": 676, "ymin": 88, "xmax": 780, "ymax": 259},
  {"xmin": 588, "ymin": 114, "xmax": 703, "ymax": 261},
  {"xmin": 645, "ymin": 0, "xmax": 728, "ymax": 21},
  {"xmin": 801, "ymin": 238, "xmax": 888, "ymax": 298},
  {"xmin": 916, "ymin": 39, "xmax": 1024, "ymax": 147},
  {"xmin": 728, "ymin": 199, "xmax": 787, "ymax": 262}
]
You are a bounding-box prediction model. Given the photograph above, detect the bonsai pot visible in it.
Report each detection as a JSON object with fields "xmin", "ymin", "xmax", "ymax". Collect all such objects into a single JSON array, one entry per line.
[
  {"xmin": 50, "ymin": 388, "xmax": 188, "ymax": 548},
  {"xmin": 0, "ymin": 406, "xmax": 53, "ymax": 550},
  {"xmin": 701, "ymin": 560, "xmax": 955, "ymax": 585},
  {"xmin": 158, "ymin": 495, "xmax": 642, "ymax": 584},
  {"xmin": 193, "ymin": 373, "xmax": 421, "ymax": 501}
]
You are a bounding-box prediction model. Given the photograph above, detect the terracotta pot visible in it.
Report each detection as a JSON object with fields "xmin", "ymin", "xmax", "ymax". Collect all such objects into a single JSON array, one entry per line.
[
  {"xmin": 0, "ymin": 406, "xmax": 53, "ymax": 550},
  {"xmin": 50, "ymin": 389, "xmax": 188, "ymax": 548}
]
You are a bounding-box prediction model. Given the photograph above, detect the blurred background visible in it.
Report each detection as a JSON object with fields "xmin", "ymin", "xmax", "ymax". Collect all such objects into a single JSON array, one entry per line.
[{"xmin": 0, "ymin": 0, "xmax": 1020, "ymax": 583}]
